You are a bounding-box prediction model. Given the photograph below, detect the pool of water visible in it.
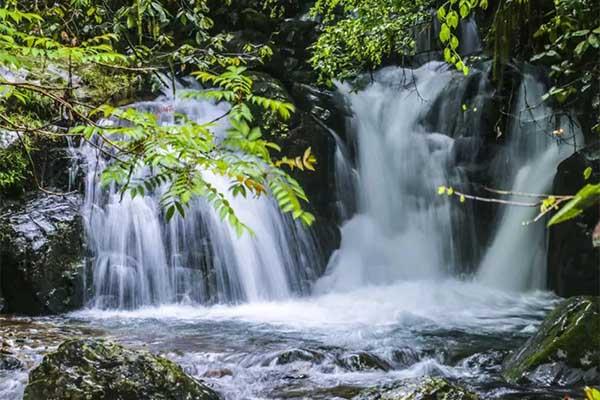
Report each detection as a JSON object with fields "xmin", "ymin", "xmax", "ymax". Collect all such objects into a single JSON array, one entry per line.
[{"xmin": 0, "ymin": 279, "xmax": 580, "ymax": 399}]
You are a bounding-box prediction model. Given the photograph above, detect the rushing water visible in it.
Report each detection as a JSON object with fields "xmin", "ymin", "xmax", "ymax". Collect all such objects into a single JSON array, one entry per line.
[
  {"xmin": 77, "ymin": 95, "xmax": 323, "ymax": 309},
  {"xmin": 1, "ymin": 62, "xmax": 585, "ymax": 399},
  {"xmin": 477, "ymin": 73, "xmax": 582, "ymax": 291},
  {"xmin": 2, "ymin": 284, "xmax": 568, "ymax": 400},
  {"xmin": 316, "ymin": 63, "xmax": 467, "ymax": 294}
]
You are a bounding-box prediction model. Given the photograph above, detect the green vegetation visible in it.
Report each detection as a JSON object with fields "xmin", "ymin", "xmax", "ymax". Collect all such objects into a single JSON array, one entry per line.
[
  {"xmin": 0, "ymin": 2, "xmax": 315, "ymax": 230},
  {"xmin": 309, "ymin": 0, "xmax": 433, "ymax": 85}
]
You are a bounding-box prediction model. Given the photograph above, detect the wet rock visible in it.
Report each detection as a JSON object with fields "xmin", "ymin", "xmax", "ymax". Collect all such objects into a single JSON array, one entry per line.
[
  {"xmin": 0, "ymin": 354, "xmax": 23, "ymax": 371},
  {"xmin": 337, "ymin": 351, "xmax": 392, "ymax": 372},
  {"xmin": 24, "ymin": 339, "xmax": 220, "ymax": 400},
  {"xmin": 354, "ymin": 377, "xmax": 479, "ymax": 400},
  {"xmin": 548, "ymin": 143, "xmax": 600, "ymax": 296},
  {"xmin": 503, "ymin": 296, "xmax": 600, "ymax": 385},
  {"xmin": 203, "ymin": 368, "xmax": 233, "ymax": 378},
  {"xmin": 390, "ymin": 348, "xmax": 422, "ymax": 367},
  {"xmin": 0, "ymin": 193, "xmax": 85, "ymax": 315},
  {"xmin": 459, "ymin": 350, "xmax": 508, "ymax": 374},
  {"xmin": 248, "ymin": 72, "xmax": 342, "ymax": 268},
  {"xmin": 264, "ymin": 348, "xmax": 325, "ymax": 366}
]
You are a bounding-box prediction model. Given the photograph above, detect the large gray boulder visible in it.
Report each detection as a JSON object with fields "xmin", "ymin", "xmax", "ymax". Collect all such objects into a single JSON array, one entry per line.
[
  {"xmin": 24, "ymin": 339, "xmax": 220, "ymax": 400},
  {"xmin": 503, "ymin": 296, "xmax": 600, "ymax": 386},
  {"xmin": 0, "ymin": 193, "xmax": 85, "ymax": 314}
]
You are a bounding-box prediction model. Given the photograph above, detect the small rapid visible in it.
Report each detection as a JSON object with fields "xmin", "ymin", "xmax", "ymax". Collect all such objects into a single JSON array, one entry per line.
[{"xmin": 64, "ymin": 282, "xmax": 559, "ymax": 399}]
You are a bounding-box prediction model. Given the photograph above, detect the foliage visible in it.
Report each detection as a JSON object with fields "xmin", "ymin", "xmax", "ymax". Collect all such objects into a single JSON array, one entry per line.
[
  {"xmin": 585, "ymin": 387, "xmax": 600, "ymax": 400},
  {"xmin": 72, "ymin": 66, "xmax": 315, "ymax": 234},
  {"xmin": 0, "ymin": 144, "xmax": 28, "ymax": 194},
  {"xmin": 548, "ymin": 183, "xmax": 600, "ymax": 227},
  {"xmin": 436, "ymin": 0, "xmax": 488, "ymax": 75},
  {"xmin": 0, "ymin": 6, "xmax": 316, "ymax": 231},
  {"xmin": 309, "ymin": 0, "xmax": 433, "ymax": 85},
  {"xmin": 531, "ymin": 0, "xmax": 600, "ymax": 132}
]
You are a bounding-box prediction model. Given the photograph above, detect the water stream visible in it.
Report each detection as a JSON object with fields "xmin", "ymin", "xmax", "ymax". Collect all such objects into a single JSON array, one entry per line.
[{"xmin": 1, "ymin": 62, "xmax": 584, "ymax": 399}]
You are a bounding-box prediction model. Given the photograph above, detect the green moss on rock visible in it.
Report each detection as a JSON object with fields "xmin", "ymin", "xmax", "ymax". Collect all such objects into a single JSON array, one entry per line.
[
  {"xmin": 24, "ymin": 339, "xmax": 220, "ymax": 400},
  {"xmin": 503, "ymin": 296, "xmax": 600, "ymax": 383}
]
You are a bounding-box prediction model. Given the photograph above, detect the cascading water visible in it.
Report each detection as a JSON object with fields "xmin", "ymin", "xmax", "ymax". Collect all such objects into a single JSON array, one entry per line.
[
  {"xmin": 76, "ymin": 94, "xmax": 322, "ymax": 309},
  {"xmin": 477, "ymin": 73, "xmax": 582, "ymax": 291},
  {"xmin": 4, "ymin": 64, "xmax": 581, "ymax": 400},
  {"xmin": 316, "ymin": 62, "xmax": 471, "ymax": 293}
]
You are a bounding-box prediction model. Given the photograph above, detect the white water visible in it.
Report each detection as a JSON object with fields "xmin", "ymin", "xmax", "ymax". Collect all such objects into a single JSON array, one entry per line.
[
  {"xmin": 76, "ymin": 94, "xmax": 322, "ymax": 309},
  {"xmin": 65, "ymin": 282, "xmax": 558, "ymax": 400},
  {"xmin": 316, "ymin": 63, "xmax": 466, "ymax": 293},
  {"xmin": 477, "ymin": 74, "xmax": 582, "ymax": 291}
]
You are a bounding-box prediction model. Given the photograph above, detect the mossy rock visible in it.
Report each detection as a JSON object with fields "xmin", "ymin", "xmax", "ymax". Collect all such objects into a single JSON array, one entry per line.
[
  {"xmin": 354, "ymin": 377, "xmax": 479, "ymax": 400},
  {"xmin": 24, "ymin": 339, "xmax": 220, "ymax": 400},
  {"xmin": 503, "ymin": 296, "xmax": 600, "ymax": 384}
]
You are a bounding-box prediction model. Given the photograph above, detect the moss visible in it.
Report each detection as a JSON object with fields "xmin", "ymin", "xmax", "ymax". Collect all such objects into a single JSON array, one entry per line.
[
  {"xmin": 0, "ymin": 145, "xmax": 29, "ymax": 197},
  {"xmin": 75, "ymin": 64, "xmax": 156, "ymax": 107},
  {"xmin": 24, "ymin": 339, "xmax": 220, "ymax": 400},
  {"xmin": 503, "ymin": 296, "xmax": 600, "ymax": 383}
]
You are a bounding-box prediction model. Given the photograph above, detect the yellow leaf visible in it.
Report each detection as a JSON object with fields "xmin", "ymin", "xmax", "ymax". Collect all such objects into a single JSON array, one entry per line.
[{"xmin": 585, "ymin": 387, "xmax": 600, "ymax": 400}]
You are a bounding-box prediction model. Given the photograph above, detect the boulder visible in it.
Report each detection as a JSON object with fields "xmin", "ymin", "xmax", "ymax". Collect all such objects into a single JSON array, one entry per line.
[
  {"xmin": 503, "ymin": 296, "xmax": 600, "ymax": 385},
  {"xmin": 24, "ymin": 339, "xmax": 220, "ymax": 400},
  {"xmin": 336, "ymin": 351, "xmax": 392, "ymax": 372},
  {"xmin": 548, "ymin": 143, "xmax": 600, "ymax": 296},
  {"xmin": 263, "ymin": 348, "xmax": 325, "ymax": 366},
  {"xmin": 0, "ymin": 193, "xmax": 85, "ymax": 315},
  {"xmin": 0, "ymin": 354, "xmax": 23, "ymax": 371},
  {"xmin": 354, "ymin": 377, "xmax": 479, "ymax": 400}
]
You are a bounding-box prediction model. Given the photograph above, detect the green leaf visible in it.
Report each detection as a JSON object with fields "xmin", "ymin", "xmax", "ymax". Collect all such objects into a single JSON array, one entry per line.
[
  {"xmin": 440, "ymin": 23, "xmax": 451, "ymax": 43},
  {"xmin": 437, "ymin": 6, "xmax": 446, "ymax": 22},
  {"xmin": 450, "ymin": 35, "xmax": 459, "ymax": 50},
  {"xmin": 548, "ymin": 183, "xmax": 600, "ymax": 226},
  {"xmin": 165, "ymin": 205, "xmax": 176, "ymax": 222},
  {"xmin": 574, "ymin": 40, "xmax": 589, "ymax": 56},
  {"xmin": 584, "ymin": 167, "xmax": 593, "ymax": 180}
]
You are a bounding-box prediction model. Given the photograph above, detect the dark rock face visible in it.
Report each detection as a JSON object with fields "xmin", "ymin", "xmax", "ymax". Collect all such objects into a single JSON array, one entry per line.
[
  {"xmin": 548, "ymin": 143, "xmax": 600, "ymax": 296},
  {"xmin": 24, "ymin": 339, "xmax": 220, "ymax": 400},
  {"xmin": 503, "ymin": 296, "xmax": 600, "ymax": 386},
  {"xmin": 0, "ymin": 193, "xmax": 85, "ymax": 315},
  {"xmin": 249, "ymin": 72, "xmax": 343, "ymax": 265},
  {"xmin": 353, "ymin": 377, "xmax": 479, "ymax": 400}
]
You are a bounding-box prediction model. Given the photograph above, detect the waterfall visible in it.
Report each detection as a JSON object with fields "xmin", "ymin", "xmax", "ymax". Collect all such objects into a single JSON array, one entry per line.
[
  {"xmin": 316, "ymin": 63, "xmax": 581, "ymax": 295},
  {"xmin": 77, "ymin": 94, "xmax": 322, "ymax": 309},
  {"xmin": 315, "ymin": 62, "xmax": 469, "ymax": 293},
  {"xmin": 477, "ymin": 73, "xmax": 582, "ymax": 291}
]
